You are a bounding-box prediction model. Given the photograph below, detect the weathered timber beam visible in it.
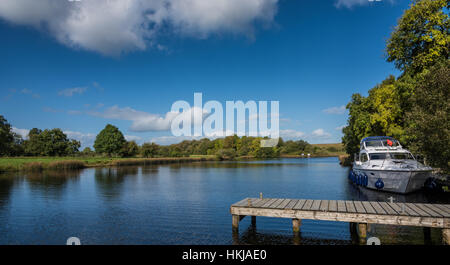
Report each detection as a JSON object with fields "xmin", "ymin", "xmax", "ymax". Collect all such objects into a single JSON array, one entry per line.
[{"xmin": 230, "ymin": 207, "xmax": 448, "ymax": 228}]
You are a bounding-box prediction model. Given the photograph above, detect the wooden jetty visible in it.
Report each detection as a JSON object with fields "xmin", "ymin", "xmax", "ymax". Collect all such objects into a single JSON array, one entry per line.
[{"xmin": 230, "ymin": 197, "xmax": 450, "ymax": 244}]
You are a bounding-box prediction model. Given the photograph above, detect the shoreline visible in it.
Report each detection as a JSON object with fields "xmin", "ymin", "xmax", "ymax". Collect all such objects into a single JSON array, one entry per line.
[
  {"xmin": 0, "ymin": 154, "xmax": 348, "ymax": 173},
  {"xmin": 0, "ymin": 156, "xmax": 217, "ymax": 173}
]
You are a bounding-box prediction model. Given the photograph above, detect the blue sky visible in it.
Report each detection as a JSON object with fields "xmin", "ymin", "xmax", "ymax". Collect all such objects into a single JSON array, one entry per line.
[{"xmin": 0, "ymin": 0, "xmax": 408, "ymax": 147}]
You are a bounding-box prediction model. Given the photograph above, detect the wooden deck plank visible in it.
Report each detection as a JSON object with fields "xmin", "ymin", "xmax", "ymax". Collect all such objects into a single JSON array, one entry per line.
[
  {"xmin": 284, "ymin": 199, "xmax": 298, "ymax": 209},
  {"xmin": 311, "ymin": 200, "xmax": 322, "ymax": 211},
  {"xmin": 370, "ymin": 202, "xmax": 387, "ymax": 215},
  {"xmin": 396, "ymin": 203, "xmax": 420, "ymax": 216},
  {"xmin": 354, "ymin": 201, "xmax": 366, "ymax": 214},
  {"xmin": 319, "ymin": 200, "xmax": 329, "ymax": 211},
  {"xmin": 253, "ymin": 198, "xmax": 270, "ymax": 207},
  {"xmin": 275, "ymin": 199, "xmax": 291, "ymax": 209},
  {"xmin": 432, "ymin": 204, "xmax": 450, "ymax": 216},
  {"xmin": 328, "ymin": 200, "xmax": 337, "ymax": 212},
  {"xmin": 405, "ymin": 203, "xmax": 430, "ymax": 217},
  {"xmin": 302, "ymin": 200, "xmax": 314, "ymax": 210},
  {"xmin": 361, "ymin": 201, "xmax": 376, "ymax": 214},
  {"xmin": 248, "ymin": 198, "xmax": 262, "ymax": 207},
  {"xmin": 387, "ymin": 202, "xmax": 406, "ymax": 216},
  {"xmin": 230, "ymin": 198, "xmax": 450, "ymax": 229},
  {"xmin": 232, "ymin": 198, "xmax": 249, "ymax": 207},
  {"xmin": 293, "ymin": 199, "xmax": 306, "ymax": 210},
  {"xmin": 416, "ymin": 204, "xmax": 444, "ymax": 217},
  {"xmin": 269, "ymin": 199, "xmax": 285, "ymax": 208},
  {"xmin": 261, "ymin": 198, "xmax": 277, "ymax": 208},
  {"xmin": 379, "ymin": 202, "xmax": 398, "ymax": 215},
  {"xmin": 337, "ymin": 200, "xmax": 347, "ymax": 212},
  {"xmin": 345, "ymin": 201, "xmax": 356, "ymax": 213}
]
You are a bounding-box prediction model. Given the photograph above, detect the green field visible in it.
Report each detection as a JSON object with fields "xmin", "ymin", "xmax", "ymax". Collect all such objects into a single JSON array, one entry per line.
[
  {"xmin": 0, "ymin": 144, "xmax": 347, "ymax": 172},
  {"xmin": 0, "ymin": 156, "xmax": 216, "ymax": 172}
]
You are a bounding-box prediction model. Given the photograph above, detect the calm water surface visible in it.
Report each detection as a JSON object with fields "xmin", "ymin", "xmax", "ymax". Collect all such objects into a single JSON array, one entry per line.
[{"xmin": 0, "ymin": 157, "xmax": 448, "ymax": 245}]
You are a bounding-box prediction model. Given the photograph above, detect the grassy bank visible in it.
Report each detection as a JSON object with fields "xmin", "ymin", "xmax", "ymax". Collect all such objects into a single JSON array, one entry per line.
[
  {"xmin": 0, "ymin": 143, "xmax": 348, "ymax": 172},
  {"xmin": 0, "ymin": 156, "xmax": 216, "ymax": 172}
]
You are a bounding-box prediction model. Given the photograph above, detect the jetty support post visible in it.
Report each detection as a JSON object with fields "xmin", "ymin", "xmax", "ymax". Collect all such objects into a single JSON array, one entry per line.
[
  {"xmin": 423, "ymin": 227, "xmax": 431, "ymax": 244},
  {"xmin": 443, "ymin": 228, "xmax": 450, "ymax": 245},
  {"xmin": 232, "ymin": 215, "xmax": 240, "ymax": 232},
  {"xmin": 358, "ymin": 223, "xmax": 367, "ymax": 244},
  {"xmin": 232, "ymin": 215, "xmax": 247, "ymax": 232},
  {"xmin": 292, "ymin": 219, "xmax": 301, "ymax": 234},
  {"xmin": 251, "ymin": 216, "xmax": 256, "ymax": 227}
]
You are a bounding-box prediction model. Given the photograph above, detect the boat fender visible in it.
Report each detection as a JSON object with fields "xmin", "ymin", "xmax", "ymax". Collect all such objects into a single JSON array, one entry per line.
[
  {"xmin": 375, "ymin": 178, "xmax": 384, "ymax": 189},
  {"xmin": 424, "ymin": 178, "xmax": 436, "ymax": 190},
  {"xmin": 363, "ymin": 173, "xmax": 368, "ymax": 187}
]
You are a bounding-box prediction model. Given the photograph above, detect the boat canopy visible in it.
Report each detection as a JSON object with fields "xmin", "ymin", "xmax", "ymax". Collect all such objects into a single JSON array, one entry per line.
[
  {"xmin": 361, "ymin": 136, "xmax": 395, "ymax": 142},
  {"xmin": 360, "ymin": 136, "xmax": 401, "ymax": 150}
]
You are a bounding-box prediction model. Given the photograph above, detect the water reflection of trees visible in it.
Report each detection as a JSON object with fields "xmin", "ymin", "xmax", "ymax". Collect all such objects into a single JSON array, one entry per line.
[
  {"xmin": 167, "ymin": 161, "xmax": 308, "ymax": 169},
  {"xmin": 94, "ymin": 166, "xmax": 139, "ymax": 199},
  {"xmin": 26, "ymin": 169, "xmax": 81, "ymax": 200},
  {"xmin": 0, "ymin": 170, "xmax": 82, "ymax": 205},
  {"xmin": 0, "ymin": 172, "xmax": 17, "ymax": 208}
]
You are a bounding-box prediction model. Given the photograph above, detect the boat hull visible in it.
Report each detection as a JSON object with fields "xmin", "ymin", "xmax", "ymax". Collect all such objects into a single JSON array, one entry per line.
[{"xmin": 351, "ymin": 168, "xmax": 432, "ymax": 194}]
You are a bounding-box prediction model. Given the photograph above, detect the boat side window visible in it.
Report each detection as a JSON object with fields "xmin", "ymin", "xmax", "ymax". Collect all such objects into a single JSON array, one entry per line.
[
  {"xmin": 365, "ymin": 141, "xmax": 383, "ymax": 147},
  {"xmin": 390, "ymin": 153, "xmax": 414, "ymax": 160},
  {"xmin": 360, "ymin": 153, "xmax": 368, "ymax": 162},
  {"xmin": 369, "ymin": 153, "xmax": 388, "ymax": 160},
  {"xmin": 382, "ymin": 139, "xmax": 399, "ymax": 147}
]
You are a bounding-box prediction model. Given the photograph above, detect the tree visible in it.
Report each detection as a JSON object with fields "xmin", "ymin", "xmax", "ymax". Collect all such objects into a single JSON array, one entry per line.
[
  {"xmin": 23, "ymin": 128, "xmax": 80, "ymax": 156},
  {"xmin": 386, "ymin": 0, "xmax": 449, "ymax": 74},
  {"xmin": 94, "ymin": 124, "xmax": 126, "ymax": 156},
  {"xmin": 66, "ymin": 139, "xmax": 81, "ymax": 155},
  {"xmin": 215, "ymin": 148, "xmax": 237, "ymax": 160},
  {"xmin": 406, "ymin": 61, "xmax": 449, "ymax": 171},
  {"xmin": 121, "ymin": 141, "xmax": 139, "ymax": 157},
  {"xmin": 81, "ymin": 147, "xmax": 95, "ymax": 157},
  {"xmin": 0, "ymin": 115, "xmax": 18, "ymax": 156},
  {"xmin": 141, "ymin": 142, "xmax": 160, "ymax": 158},
  {"xmin": 23, "ymin": 128, "xmax": 41, "ymax": 155}
]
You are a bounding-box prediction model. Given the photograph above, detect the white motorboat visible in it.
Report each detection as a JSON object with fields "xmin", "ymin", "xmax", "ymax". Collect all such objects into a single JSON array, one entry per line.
[{"xmin": 350, "ymin": 136, "xmax": 432, "ymax": 194}]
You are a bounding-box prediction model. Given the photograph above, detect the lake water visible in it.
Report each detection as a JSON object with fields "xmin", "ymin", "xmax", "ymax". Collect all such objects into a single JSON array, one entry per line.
[{"xmin": 0, "ymin": 157, "xmax": 448, "ymax": 245}]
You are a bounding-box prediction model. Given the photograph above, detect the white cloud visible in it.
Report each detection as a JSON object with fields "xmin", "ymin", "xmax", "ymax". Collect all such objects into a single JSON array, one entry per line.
[
  {"xmin": 63, "ymin": 130, "xmax": 96, "ymax": 148},
  {"xmin": 68, "ymin": 110, "xmax": 83, "ymax": 115},
  {"xmin": 335, "ymin": 0, "xmax": 394, "ymax": 9},
  {"xmin": 88, "ymin": 105, "xmax": 208, "ymax": 132},
  {"xmin": 125, "ymin": 135, "xmax": 143, "ymax": 142},
  {"xmin": 311, "ymin": 128, "xmax": 331, "ymax": 138},
  {"xmin": 0, "ymin": 0, "xmax": 279, "ymax": 56},
  {"xmin": 58, "ymin": 87, "xmax": 87, "ymax": 97},
  {"xmin": 280, "ymin": 129, "xmax": 305, "ymax": 139},
  {"xmin": 20, "ymin": 88, "xmax": 40, "ymax": 98},
  {"xmin": 335, "ymin": 125, "xmax": 346, "ymax": 131},
  {"xmin": 12, "ymin": 127, "xmax": 29, "ymax": 139},
  {"xmin": 323, "ymin": 105, "xmax": 346, "ymax": 115},
  {"xmin": 335, "ymin": 0, "xmax": 367, "ymax": 8}
]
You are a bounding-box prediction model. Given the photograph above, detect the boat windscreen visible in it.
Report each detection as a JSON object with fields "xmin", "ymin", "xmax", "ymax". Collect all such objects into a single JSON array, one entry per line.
[
  {"xmin": 365, "ymin": 141, "xmax": 383, "ymax": 147},
  {"xmin": 369, "ymin": 153, "xmax": 388, "ymax": 160},
  {"xmin": 365, "ymin": 139, "xmax": 400, "ymax": 148},
  {"xmin": 368, "ymin": 152, "xmax": 414, "ymax": 160},
  {"xmin": 390, "ymin": 153, "xmax": 414, "ymax": 160}
]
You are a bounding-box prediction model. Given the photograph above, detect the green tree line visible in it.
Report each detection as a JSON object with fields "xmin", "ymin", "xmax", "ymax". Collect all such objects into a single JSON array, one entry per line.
[
  {"xmin": 342, "ymin": 0, "xmax": 449, "ymax": 171},
  {"xmin": 1, "ymin": 118, "xmax": 341, "ymax": 159}
]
